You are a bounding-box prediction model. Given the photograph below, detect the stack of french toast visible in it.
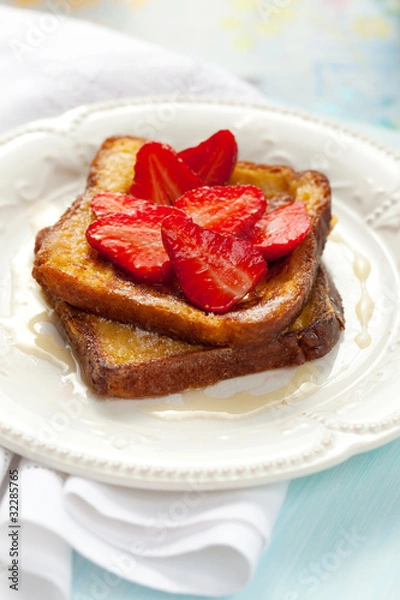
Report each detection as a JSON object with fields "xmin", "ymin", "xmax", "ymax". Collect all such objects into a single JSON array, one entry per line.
[{"xmin": 32, "ymin": 131, "xmax": 345, "ymax": 398}]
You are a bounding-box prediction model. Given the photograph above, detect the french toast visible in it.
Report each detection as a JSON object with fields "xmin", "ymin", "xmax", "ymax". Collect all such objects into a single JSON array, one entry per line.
[
  {"xmin": 42, "ymin": 266, "xmax": 344, "ymax": 398},
  {"xmin": 32, "ymin": 137, "xmax": 332, "ymax": 348}
]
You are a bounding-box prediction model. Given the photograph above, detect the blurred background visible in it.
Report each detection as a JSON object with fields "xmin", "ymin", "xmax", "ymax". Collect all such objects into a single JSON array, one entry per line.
[{"xmin": 3, "ymin": 0, "xmax": 400, "ymax": 130}]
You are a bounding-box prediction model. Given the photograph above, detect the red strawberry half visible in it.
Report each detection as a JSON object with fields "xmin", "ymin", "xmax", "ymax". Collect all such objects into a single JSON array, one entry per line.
[
  {"xmin": 174, "ymin": 185, "xmax": 266, "ymax": 236},
  {"xmin": 91, "ymin": 192, "xmax": 157, "ymax": 218},
  {"xmin": 178, "ymin": 130, "xmax": 238, "ymax": 186},
  {"xmin": 130, "ymin": 141, "xmax": 202, "ymax": 205},
  {"xmin": 161, "ymin": 213, "xmax": 267, "ymax": 313},
  {"xmin": 248, "ymin": 201, "xmax": 311, "ymax": 260},
  {"xmin": 86, "ymin": 205, "xmax": 182, "ymax": 284}
]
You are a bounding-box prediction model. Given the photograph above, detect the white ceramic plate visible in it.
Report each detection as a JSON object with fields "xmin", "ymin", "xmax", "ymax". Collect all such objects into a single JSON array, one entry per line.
[{"xmin": 0, "ymin": 98, "xmax": 399, "ymax": 490}]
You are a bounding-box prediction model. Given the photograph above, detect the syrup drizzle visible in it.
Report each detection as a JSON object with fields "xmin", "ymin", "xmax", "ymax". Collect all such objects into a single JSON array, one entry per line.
[
  {"xmin": 137, "ymin": 362, "xmax": 322, "ymax": 421},
  {"xmin": 0, "ymin": 242, "xmax": 85, "ymax": 395},
  {"xmin": 329, "ymin": 230, "xmax": 374, "ymax": 349},
  {"xmin": 27, "ymin": 312, "xmax": 77, "ymax": 373}
]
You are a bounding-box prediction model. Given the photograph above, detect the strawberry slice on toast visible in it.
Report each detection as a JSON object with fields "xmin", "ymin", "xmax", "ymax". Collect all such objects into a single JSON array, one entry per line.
[
  {"xmin": 91, "ymin": 192, "xmax": 157, "ymax": 218},
  {"xmin": 174, "ymin": 184, "xmax": 266, "ymax": 236},
  {"xmin": 86, "ymin": 205, "xmax": 182, "ymax": 284},
  {"xmin": 161, "ymin": 212, "xmax": 267, "ymax": 313},
  {"xmin": 178, "ymin": 129, "xmax": 238, "ymax": 186},
  {"xmin": 130, "ymin": 141, "xmax": 202, "ymax": 205},
  {"xmin": 248, "ymin": 201, "xmax": 311, "ymax": 260}
]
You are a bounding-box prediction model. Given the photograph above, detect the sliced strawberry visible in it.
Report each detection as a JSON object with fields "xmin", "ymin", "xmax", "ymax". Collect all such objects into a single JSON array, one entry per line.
[
  {"xmin": 86, "ymin": 206, "xmax": 181, "ymax": 284},
  {"xmin": 248, "ymin": 201, "xmax": 311, "ymax": 260},
  {"xmin": 174, "ymin": 185, "xmax": 266, "ymax": 236},
  {"xmin": 178, "ymin": 130, "xmax": 238, "ymax": 186},
  {"xmin": 161, "ymin": 213, "xmax": 267, "ymax": 313},
  {"xmin": 91, "ymin": 192, "xmax": 156, "ymax": 218},
  {"xmin": 130, "ymin": 141, "xmax": 202, "ymax": 205}
]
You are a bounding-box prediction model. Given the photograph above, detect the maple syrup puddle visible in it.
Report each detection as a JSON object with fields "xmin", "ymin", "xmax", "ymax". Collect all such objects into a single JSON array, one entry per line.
[{"xmin": 135, "ymin": 362, "xmax": 323, "ymax": 421}]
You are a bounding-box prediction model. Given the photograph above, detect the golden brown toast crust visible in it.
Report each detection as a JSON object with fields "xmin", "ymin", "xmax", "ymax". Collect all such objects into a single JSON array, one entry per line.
[
  {"xmin": 45, "ymin": 266, "xmax": 344, "ymax": 398},
  {"xmin": 33, "ymin": 137, "xmax": 331, "ymax": 348}
]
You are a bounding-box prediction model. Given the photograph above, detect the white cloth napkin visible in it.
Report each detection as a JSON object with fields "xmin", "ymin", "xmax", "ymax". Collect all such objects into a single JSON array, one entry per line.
[
  {"xmin": 0, "ymin": 5, "xmax": 262, "ymax": 132},
  {"xmin": 0, "ymin": 6, "xmax": 286, "ymax": 599},
  {"xmin": 0, "ymin": 452, "xmax": 287, "ymax": 599}
]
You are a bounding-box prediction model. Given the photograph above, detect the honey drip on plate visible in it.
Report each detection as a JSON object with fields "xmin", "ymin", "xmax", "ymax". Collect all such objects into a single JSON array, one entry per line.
[
  {"xmin": 353, "ymin": 254, "xmax": 375, "ymax": 348},
  {"xmin": 138, "ymin": 362, "xmax": 322, "ymax": 421},
  {"xmin": 329, "ymin": 231, "xmax": 374, "ymax": 348},
  {"xmin": 26, "ymin": 312, "xmax": 77, "ymax": 373},
  {"xmin": 0, "ymin": 242, "xmax": 84, "ymax": 394}
]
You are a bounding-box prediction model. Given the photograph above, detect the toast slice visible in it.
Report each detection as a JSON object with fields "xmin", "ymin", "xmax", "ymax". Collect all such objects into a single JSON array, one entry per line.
[
  {"xmin": 33, "ymin": 137, "xmax": 331, "ymax": 348},
  {"xmin": 43, "ymin": 266, "xmax": 344, "ymax": 398}
]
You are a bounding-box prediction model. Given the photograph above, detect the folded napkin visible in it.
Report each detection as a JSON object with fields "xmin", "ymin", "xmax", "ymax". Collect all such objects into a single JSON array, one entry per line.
[
  {"xmin": 0, "ymin": 6, "xmax": 286, "ymax": 599},
  {"xmin": 0, "ymin": 452, "xmax": 287, "ymax": 599}
]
